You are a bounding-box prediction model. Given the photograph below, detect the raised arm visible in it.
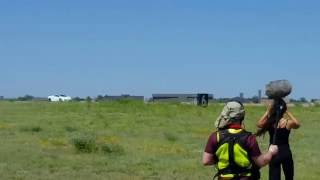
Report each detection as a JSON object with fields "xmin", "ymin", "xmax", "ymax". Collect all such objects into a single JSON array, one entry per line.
[
  {"xmin": 286, "ymin": 111, "xmax": 300, "ymax": 129},
  {"xmin": 257, "ymin": 111, "xmax": 269, "ymax": 128},
  {"xmin": 257, "ymin": 103, "xmax": 273, "ymax": 128}
]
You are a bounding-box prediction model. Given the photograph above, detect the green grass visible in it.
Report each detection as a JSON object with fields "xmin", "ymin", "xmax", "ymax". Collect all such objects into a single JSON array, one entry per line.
[{"xmin": 0, "ymin": 101, "xmax": 318, "ymax": 179}]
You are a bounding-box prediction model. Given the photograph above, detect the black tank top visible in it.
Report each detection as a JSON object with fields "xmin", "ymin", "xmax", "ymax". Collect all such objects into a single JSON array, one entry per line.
[{"xmin": 268, "ymin": 127, "xmax": 290, "ymax": 145}]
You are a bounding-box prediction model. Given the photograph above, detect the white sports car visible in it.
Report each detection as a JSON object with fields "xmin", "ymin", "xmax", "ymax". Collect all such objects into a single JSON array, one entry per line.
[{"xmin": 48, "ymin": 94, "xmax": 72, "ymax": 102}]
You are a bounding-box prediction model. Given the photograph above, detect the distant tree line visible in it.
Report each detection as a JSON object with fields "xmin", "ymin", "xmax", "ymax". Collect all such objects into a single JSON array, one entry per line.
[
  {"xmin": 72, "ymin": 96, "xmax": 92, "ymax": 102},
  {"xmin": 17, "ymin": 95, "xmax": 34, "ymax": 101},
  {"xmin": 214, "ymin": 96, "xmax": 313, "ymax": 104},
  {"xmin": 0, "ymin": 94, "xmax": 317, "ymax": 104},
  {"xmin": 214, "ymin": 96, "xmax": 261, "ymax": 104}
]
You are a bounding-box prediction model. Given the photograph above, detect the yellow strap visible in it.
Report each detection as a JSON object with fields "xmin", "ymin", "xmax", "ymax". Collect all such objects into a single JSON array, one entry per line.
[
  {"xmin": 220, "ymin": 173, "xmax": 251, "ymax": 178},
  {"xmin": 217, "ymin": 129, "xmax": 243, "ymax": 142},
  {"xmin": 228, "ymin": 129, "xmax": 243, "ymax": 134}
]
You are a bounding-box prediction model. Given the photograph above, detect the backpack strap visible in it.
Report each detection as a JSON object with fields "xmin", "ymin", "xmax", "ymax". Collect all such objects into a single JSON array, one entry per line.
[{"xmin": 216, "ymin": 129, "xmax": 253, "ymax": 177}]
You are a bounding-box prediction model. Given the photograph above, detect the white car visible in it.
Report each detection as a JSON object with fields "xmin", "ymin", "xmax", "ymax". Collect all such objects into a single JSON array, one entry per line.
[{"xmin": 48, "ymin": 94, "xmax": 72, "ymax": 102}]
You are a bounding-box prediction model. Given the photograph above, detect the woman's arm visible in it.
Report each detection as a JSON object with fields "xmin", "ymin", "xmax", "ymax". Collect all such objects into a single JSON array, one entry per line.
[
  {"xmin": 257, "ymin": 111, "xmax": 269, "ymax": 128},
  {"xmin": 257, "ymin": 103, "xmax": 273, "ymax": 128},
  {"xmin": 286, "ymin": 111, "xmax": 300, "ymax": 129}
]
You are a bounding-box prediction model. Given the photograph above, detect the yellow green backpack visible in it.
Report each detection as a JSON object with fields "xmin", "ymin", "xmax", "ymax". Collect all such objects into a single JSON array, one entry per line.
[{"xmin": 215, "ymin": 129, "xmax": 253, "ymax": 179}]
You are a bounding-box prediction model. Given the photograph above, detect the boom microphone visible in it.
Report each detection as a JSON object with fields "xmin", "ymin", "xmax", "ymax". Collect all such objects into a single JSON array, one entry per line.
[
  {"xmin": 265, "ymin": 80, "xmax": 292, "ymax": 99},
  {"xmin": 265, "ymin": 80, "xmax": 292, "ymax": 145}
]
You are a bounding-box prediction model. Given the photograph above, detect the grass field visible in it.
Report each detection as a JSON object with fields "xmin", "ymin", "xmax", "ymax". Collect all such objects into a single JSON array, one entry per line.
[{"xmin": 0, "ymin": 101, "xmax": 318, "ymax": 180}]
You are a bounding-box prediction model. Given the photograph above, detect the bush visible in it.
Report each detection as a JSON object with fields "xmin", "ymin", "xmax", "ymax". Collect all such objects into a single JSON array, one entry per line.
[
  {"xmin": 31, "ymin": 126, "xmax": 42, "ymax": 132},
  {"xmin": 65, "ymin": 126, "xmax": 77, "ymax": 132},
  {"xmin": 163, "ymin": 132, "xmax": 178, "ymax": 142},
  {"xmin": 17, "ymin": 95, "xmax": 34, "ymax": 101},
  {"xmin": 20, "ymin": 126, "xmax": 42, "ymax": 133},
  {"xmin": 73, "ymin": 97, "xmax": 84, "ymax": 101},
  {"xmin": 71, "ymin": 133, "xmax": 97, "ymax": 153},
  {"xmin": 86, "ymin": 96, "xmax": 92, "ymax": 102},
  {"xmin": 100, "ymin": 143, "xmax": 124, "ymax": 155}
]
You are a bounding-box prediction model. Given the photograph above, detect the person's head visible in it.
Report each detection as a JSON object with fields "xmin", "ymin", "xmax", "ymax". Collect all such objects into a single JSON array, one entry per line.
[
  {"xmin": 268, "ymin": 98, "xmax": 287, "ymax": 119},
  {"xmin": 215, "ymin": 101, "xmax": 245, "ymax": 129},
  {"xmin": 256, "ymin": 98, "xmax": 287, "ymax": 136}
]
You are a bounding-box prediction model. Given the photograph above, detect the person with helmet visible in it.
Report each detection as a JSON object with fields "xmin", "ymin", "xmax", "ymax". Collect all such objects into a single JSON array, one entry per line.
[
  {"xmin": 203, "ymin": 101, "xmax": 278, "ymax": 180},
  {"xmin": 256, "ymin": 99, "xmax": 300, "ymax": 180}
]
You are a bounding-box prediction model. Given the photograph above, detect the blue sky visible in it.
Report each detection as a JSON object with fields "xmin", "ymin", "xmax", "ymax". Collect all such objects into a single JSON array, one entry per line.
[{"xmin": 0, "ymin": 0, "xmax": 319, "ymax": 99}]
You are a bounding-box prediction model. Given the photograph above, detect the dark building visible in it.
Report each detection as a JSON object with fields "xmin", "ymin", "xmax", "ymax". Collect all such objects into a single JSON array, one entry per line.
[
  {"xmin": 240, "ymin": 92, "xmax": 244, "ymax": 100},
  {"xmin": 100, "ymin": 94, "xmax": 144, "ymax": 101},
  {"xmin": 311, "ymin": 99, "xmax": 320, "ymax": 104},
  {"xmin": 152, "ymin": 93, "xmax": 213, "ymax": 106},
  {"xmin": 258, "ymin": 90, "xmax": 262, "ymax": 102}
]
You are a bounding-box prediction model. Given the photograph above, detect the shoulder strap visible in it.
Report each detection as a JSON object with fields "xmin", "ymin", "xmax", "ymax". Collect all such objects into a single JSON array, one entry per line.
[
  {"xmin": 217, "ymin": 129, "xmax": 251, "ymax": 146},
  {"xmin": 236, "ymin": 130, "xmax": 252, "ymax": 148},
  {"xmin": 217, "ymin": 129, "xmax": 253, "ymax": 176}
]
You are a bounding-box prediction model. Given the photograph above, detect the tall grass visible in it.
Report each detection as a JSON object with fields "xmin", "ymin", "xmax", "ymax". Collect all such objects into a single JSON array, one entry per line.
[{"xmin": 0, "ymin": 101, "xmax": 318, "ymax": 179}]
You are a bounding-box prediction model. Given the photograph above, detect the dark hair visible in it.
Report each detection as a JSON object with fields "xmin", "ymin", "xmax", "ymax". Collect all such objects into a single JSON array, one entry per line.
[{"xmin": 256, "ymin": 99, "xmax": 287, "ymax": 136}]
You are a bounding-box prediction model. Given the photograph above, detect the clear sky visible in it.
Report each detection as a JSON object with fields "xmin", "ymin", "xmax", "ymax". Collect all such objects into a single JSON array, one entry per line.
[{"xmin": 1, "ymin": 0, "xmax": 319, "ymax": 99}]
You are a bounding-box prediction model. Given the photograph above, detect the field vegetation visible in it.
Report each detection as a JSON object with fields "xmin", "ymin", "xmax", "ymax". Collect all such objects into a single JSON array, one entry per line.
[{"xmin": 0, "ymin": 101, "xmax": 318, "ymax": 179}]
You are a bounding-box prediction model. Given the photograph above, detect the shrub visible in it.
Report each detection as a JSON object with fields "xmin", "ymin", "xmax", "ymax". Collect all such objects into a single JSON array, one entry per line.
[
  {"xmin": 17, "ymin": 94, "xmax": 34, "ymax": 101},
  {"xmin": 65, "ymin": 126, "xmax": 77, "ymax": 132},
  {"xmin": 20, "ymin": 126, "xmax": 42, "ymax": 133},
  {"xmin": 31, "ymin": 126, "xmax": 42, "ymax": 132},
  {"xmin": 163, "ymin": 132, "xmax": 178, "ymax": 142},
  {"xmin": 100, "ymin": 144, "xmax": 124, "ymax": 155},
  {"xmin": 71, "ymin": 133, "xmax": 97, "ymax": 153}
]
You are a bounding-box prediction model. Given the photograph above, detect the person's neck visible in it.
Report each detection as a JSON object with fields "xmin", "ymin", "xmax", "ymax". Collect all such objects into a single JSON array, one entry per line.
[{"xmin": 228, "ymin": 123, "xmax": 242, "ymax": 129}]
